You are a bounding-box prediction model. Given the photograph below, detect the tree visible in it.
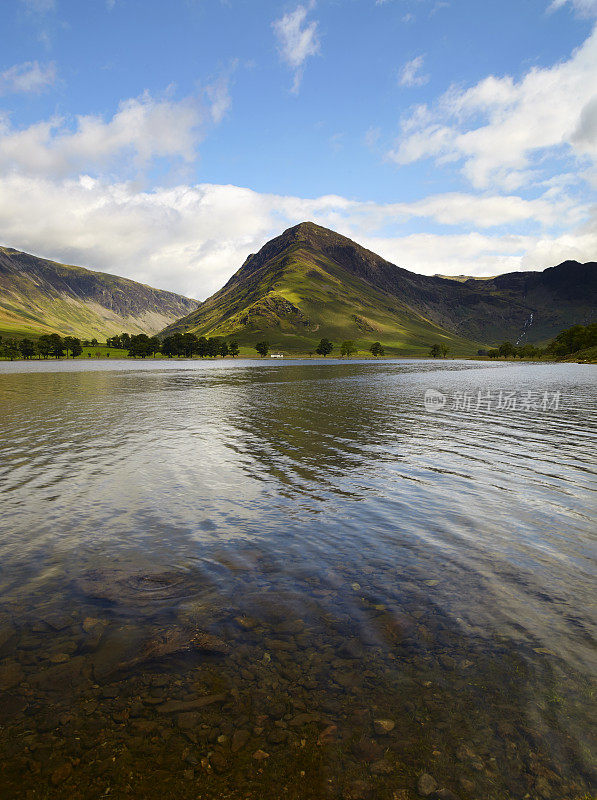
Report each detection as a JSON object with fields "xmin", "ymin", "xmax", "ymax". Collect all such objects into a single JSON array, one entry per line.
[
  {"xmin": 180, "ymin": 333, "xmax": 198, "ymax": 358},
  {"xmin": 19, "ymin": 339, "xmax": 36, "ymax": 359},
  {"xmin": 64, "ymin": 336, "xmax": 82, "ymax": 358},
  {"xmin": 229, "ymin": 341, "xmax": 239, "ymax": 357},
  {"xmin": 148, "ymin": 337, "xmax": 161, "ymax": 358},
  {"xmin": 340, "ymin": 340, "xmax": 357, "ymax": 357},
  {"xmin": 316, "ymin": 338, "xmax": 333, "ymax": 356},
  {"xmin": 488, "ymin": 349, "xmax": 499, "ymax": 358},
  {"xmin": 440, "ymin": 343, "xmax": 449, "ymax": 358},
  {"xmin": 519, "ymin": 343, "xmax": 538, "ymax": 359},
  {"xmin": 498, "ymin": 341, "xmax": 515, "ymax": 358},
  {"xmin": 3, "ymin": 338, "xmax": 20, "ymax": 360},
  {"xmin": 207, "ymin": 337, "xmax": 221, "ymax": 357},
  {"xmin": 48, "ymin": 334, "xmax": 64, "ymax": 358},
  {"xmin": 219, "ymin": 340, "xmax": 229, "ymax": 357},
  {"xmin": 128, "ymin": 334, "xmax": 152, "ymax": 358},
  {"xmin": 37, "ymin": 335, "xmax": 52, "ymax": 359},
  {"xmin": 370, "ymin": 342, "xmax": 385, "ymax": 357},
  {"xmin": 196, "ymin": 337, "xmax": 209, "ymax": 357},
  {"xmin": 161, "ymin": 336, "xmax": 178, "ymax": 358},
  {"xmin": 545, "ymin": 323, "xmax": 597, "ymax": 359},
  {"xmin": 255, "ymin": 341, "xmax": 270, "ymax": 357},
  {"xmin": 429, "ymin": 344, "xmax": 442, "ymax": 358}
]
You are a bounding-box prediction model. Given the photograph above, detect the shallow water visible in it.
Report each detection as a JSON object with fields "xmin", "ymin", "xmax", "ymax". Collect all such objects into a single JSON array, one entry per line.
[{"xmin": 0, "ymin": 358, "xmax": 595, "ymax": 800}]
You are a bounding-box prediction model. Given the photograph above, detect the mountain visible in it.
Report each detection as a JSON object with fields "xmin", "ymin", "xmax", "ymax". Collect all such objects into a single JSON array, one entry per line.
[
  {"xmin": 0, "ymin": 247, "xmax": 199, "ymax": 340},
  {"xmin": 161, "ymin": 222, "xmax": 596, "ymax": 352},
  {"xmin": 161, "ymin": 222, "xmax": 484, "ymax": 355}
]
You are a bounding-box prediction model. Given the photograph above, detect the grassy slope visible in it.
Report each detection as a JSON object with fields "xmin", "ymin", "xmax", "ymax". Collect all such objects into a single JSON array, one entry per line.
[
  {"xmin": 163, "ymin": 241, "xmax": 484, "ymax": 355},
  {"xmin": 0, "ymin": 247, "xmax": 198, "ymax": 340}
]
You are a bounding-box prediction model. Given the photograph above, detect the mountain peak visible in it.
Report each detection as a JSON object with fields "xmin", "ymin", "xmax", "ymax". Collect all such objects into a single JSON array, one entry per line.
[{"xmin": 281, "ymin": 220, "xmax": 334, "ymax": 242}]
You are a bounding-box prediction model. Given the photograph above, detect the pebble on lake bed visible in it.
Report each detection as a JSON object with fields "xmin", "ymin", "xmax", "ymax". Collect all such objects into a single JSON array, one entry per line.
[
  {"xmin": 373, "ymin": 718, "xmax": 395, "ymax": 734},
  {"xmin": 417, "ymin": 772, "xmax": 438, "ymax": 796}
]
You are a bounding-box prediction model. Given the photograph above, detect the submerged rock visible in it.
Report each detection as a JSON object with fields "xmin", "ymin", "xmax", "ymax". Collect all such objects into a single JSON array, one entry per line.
[
  {"xmin": 373, "ymin": 718, "xmax": 395, "ymax": 735},
  {"xmin": 231, "ymin": 729, "xmax": 250, "ymax": 752},
  {"xmin": 51, "ymin": 762, "xmax": 72, "ymax": 785},
  {"xmin": 157, "ymin": 694, "xmax": 227, "ymax": 714},
  {"xmin": 118, "ymin": 626, "xmax": 229, "ymax": 671},
  {"xmin": 417, "ymin": 773, "xmax": 438, "ymax": 796}
]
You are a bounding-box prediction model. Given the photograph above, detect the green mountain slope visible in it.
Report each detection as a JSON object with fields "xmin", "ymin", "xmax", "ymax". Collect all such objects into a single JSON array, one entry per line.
[
  {"xmin": 161, "ymin": 222, "xmax": 596, "ymax": 353},
  {"xmin": 161, "ymin": 223, "xmax": 484, "ymax": 355},
  {"xmin": 0, "ymin": 247, "xmax": 199, "ymax": 339}
]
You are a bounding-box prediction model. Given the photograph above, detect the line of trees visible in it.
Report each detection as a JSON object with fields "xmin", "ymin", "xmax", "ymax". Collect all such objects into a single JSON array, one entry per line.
[
  {"xmin": 255, "ymin": 339, "xmax": 385, "ymax": 357},
  {"xmin": 0, "ymin": 334, "xmax": 83, "ymax": 360},
  {"xmin": 160, "ymin": 333, "xmax": 239, "ymax": 359}
]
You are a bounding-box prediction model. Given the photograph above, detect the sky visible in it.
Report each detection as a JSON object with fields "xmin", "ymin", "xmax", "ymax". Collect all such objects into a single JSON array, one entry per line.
[{"xmin": 0, "ymin": 0, "xmax": 596, "ymax": 299}]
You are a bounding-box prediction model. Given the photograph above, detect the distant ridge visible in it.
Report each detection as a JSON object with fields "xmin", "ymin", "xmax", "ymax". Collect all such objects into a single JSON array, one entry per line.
[
  {"xmin": 162, "ymin": 221, "xmax": 596, "ymax": 350},
  {"xmin": 0, "ymin": 247, "xmax": 200, "ymax": 339}
]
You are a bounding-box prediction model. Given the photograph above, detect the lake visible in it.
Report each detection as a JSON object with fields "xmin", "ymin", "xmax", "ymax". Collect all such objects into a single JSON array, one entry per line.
[{"xmin": 0, "ymin": 358, "xmax": 595, "ymax": 800}]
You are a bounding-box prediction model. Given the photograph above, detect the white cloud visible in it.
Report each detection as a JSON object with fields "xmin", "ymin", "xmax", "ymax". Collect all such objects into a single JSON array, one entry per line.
[
  {"xmin": 390, "ymin": 27, "xmax": 597, "ymax": 189},
  {"xmin": 20, "ymin": 0, "xmax": 55, "ymax": 12},
  {"xmin": 0, "ymin": 92, "xmax": 204, "ymax": 177},
  {"xmin": 272, "ymin": 4, "xmax": 320, "ymax": 93},
  {"xmin": 0, "ymin": 61, "xmax": 56, "ymax": 95},
  {"xmin": 0, "ymin": 173, "xmax": 592, "ymax": 299},
  {"xmin": 398, "ymin": 55, "xmax": 429, "ymax": 87},
  {"xmin": 548, "ymin": 0, "xmax": 597, "ymax": 17},
  {"xmin": 205, "ymin": 64, "xmax": 237, "ymax": 124}
]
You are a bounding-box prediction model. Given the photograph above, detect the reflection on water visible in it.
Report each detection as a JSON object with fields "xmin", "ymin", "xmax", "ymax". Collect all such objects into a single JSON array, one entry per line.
[{"xmin": 0, "ymin": 358, "xmax": 595, "ymax": 799}]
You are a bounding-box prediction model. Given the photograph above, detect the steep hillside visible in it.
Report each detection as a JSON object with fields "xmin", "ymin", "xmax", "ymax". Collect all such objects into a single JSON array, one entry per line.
[
  {"xmin": 162, "ymin": 222, "xmax": 596, "ymax": 351},
  {"xmin": 161, "ymin": 223, "xmax": 484, "ymax": 355},
  {"xmin": 0, "ymin": 247, "xmax": 199, "ymax": 339}
]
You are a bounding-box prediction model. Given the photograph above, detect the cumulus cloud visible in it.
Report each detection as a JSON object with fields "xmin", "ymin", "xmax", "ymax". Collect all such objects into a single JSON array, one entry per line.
[
  {"xmin": 398, "ymin": 55, "xmax": 429, "ymax": 87},
  {"xmin": 0, "ymin": 173, "xmax": 592, "ymax": 299},
  {"xmin": 0, "ymin": 92, "xmax": 204, "ymax": 178},
  {"xmin": 389, "ymin": 27, "xmax": 597, "ymax": 189},
  {"xmin": 0, "ymin": 61, "xmax": 56, "ymax": 95},
  {"xmin": 273, "ymin": 4, "xmax": 320, "ymax": 93}
]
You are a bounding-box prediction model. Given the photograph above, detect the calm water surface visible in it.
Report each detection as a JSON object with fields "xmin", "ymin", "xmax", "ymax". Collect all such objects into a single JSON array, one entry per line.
[{"xmin": 0, "ymin": 358, "xmax": 595, "ymax": 800}]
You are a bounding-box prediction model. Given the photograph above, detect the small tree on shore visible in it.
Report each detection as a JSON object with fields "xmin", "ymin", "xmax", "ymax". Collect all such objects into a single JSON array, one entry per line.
[
  {"xmin": 429, "ymin": 344, "xmax": 442, "ymax": 358},
  {"xmin": 440, "ymin": 344, "xmax": 449, "ymax": 358},
  {"xmin": 340, "ymin": 340, "xmax": 357, "ymax": 357},
  {"xmin": 370, "ymin": 342, "xmax": 384, "ymax": 357},
  {"xmin": 255, "ymin": 341, "xmax": 270, "ymax": 357},
  {"xmin": 3, "ymin": 338, "xmax": 19, "ymax": 360},
  {"xmin": 229, "ymin": 341, "xmax": 239, "ymax": 357},
  {"xmin": 316, "ymin": 338, "xmax": 333, "ymax": 356},
  {"xmin": 19, "ymin": 339, "xmax": 36, "ymax": 359},
  {"xmin": 37, "ymin": 335, "xmax": 52, "ymax": 359},
  {"xmin": 64, "ymin": 337, "xmax": 82, "ymax": 358},
  {"xmin": 48, "ymin": 334, "xmax": 64, "ymax": 359},
  {"xmin": 498, "ymin": 341, "xmax": 515, "ymax": 358}
]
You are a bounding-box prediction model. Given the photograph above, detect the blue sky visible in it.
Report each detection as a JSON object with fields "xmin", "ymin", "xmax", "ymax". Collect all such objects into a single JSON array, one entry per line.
[{"xmin": 0, "ymin": 0, "xmax": 595, "ymax": 298}]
